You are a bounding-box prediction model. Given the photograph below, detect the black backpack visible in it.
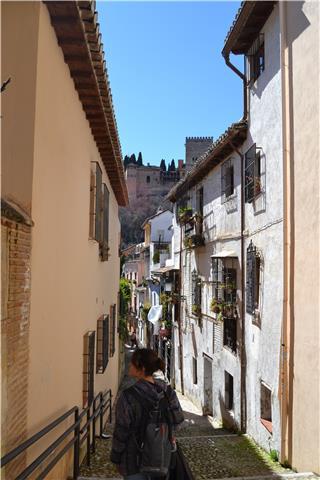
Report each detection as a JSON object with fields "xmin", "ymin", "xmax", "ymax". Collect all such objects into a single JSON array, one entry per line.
[{"xmin": 125, "ymin": 385, "xmax": 176, "ymax": 477}]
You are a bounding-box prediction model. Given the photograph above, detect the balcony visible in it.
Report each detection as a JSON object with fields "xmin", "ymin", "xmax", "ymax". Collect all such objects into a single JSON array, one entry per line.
[{"xmin": 184, "ymin": 213, "xmax": 205, "ymax": 249}]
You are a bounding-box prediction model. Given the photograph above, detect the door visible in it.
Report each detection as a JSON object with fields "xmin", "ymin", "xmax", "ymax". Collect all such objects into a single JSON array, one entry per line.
[{"xmin": 203, "ymin": 356, "xmax": 213, "ymax": 415}]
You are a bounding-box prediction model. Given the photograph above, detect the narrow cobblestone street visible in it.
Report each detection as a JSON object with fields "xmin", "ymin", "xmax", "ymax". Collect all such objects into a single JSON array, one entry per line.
[{"xmin": 79, "ymin": 348, "xmax": 319, "ymax": 480}]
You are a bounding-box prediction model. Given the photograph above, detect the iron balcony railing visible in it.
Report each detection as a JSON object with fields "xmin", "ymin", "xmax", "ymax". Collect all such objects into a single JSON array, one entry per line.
[{"xmin": 0, "ymin": 388, "xmax": 112, "ymax": 480}]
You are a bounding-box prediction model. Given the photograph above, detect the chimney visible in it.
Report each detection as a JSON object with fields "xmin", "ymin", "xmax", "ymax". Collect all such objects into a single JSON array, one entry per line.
[{"xmin": 178, "ymin": 159, "xmax": 184, "ymax": 170}]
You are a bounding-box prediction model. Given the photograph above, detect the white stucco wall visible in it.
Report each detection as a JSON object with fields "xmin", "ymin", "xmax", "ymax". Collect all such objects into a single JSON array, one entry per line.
[
  {"xmin": 173, "ymin": 151, "xmax": 243, "ymax": 426},
  {"xmin": 243, "ymin": 3, "xmax": 283, "ymax": 453}
]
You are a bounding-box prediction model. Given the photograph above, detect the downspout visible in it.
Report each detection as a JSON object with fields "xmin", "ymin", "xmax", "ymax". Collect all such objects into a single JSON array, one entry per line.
[
  {"xmin": 229, "ymin": 138, "xmax": 246, "ymax": 433},
  {"xmin": 177, "ymin": 205, "xmax": 185, "ymax": 395},
  {"xmin": 279, "ymin": 1, "xmax": 292, "ymax": 465},
  {"xmin": 224, "ymin": 53, "xmax": 248, "ymax": 433}
]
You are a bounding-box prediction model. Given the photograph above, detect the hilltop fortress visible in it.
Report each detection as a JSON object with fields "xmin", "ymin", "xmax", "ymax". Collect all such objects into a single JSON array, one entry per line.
[{"xmin": 125, "ymin": 137, "xmax": 213, "ymax": 202}]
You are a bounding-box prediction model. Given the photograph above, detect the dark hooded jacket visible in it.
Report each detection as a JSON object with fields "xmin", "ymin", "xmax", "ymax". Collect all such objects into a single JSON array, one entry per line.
[{"xmin": 110, "ymin": 379, "xmax": 184, "ymax": 476}]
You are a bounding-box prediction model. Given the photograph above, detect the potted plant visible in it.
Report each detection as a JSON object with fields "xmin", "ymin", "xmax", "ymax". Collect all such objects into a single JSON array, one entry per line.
[
  {"xmin": 178, "ymin": 206, "xmax": 193, "ymax": 224},
  {"xmin": 184, "ymin": 236, "xmax": 193, "ymax": 250},
  {"xmin": 210, "ymin": 298, "xmax": 223, "ymax": 314},
  {"xmin": 192, "ymin": 304, "xmax": 201, "ymax": 316},
  {"xmin": 152, "ymin": 251, "xmax": 160, "ymax": 264}
]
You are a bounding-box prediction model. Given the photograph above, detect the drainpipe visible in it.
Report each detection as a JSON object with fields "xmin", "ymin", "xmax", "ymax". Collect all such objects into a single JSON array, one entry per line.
[
  {"xmin": 279, "ymin": 1, "xmax": 293, "ymax": 465},
  {"xmin": 229, "ymin": 139, "xmax": 246, "ymax": 433},
  {"xmin": 224, "ymin": 52, "xmax": 248, "ymax": 433},
  {"xmin": 223, "ymin": 53, "xmax": 247, "ymax": 120},
  {"xmin": 178, "ymin": 220, "xmax": 185, "ymax": 395}
]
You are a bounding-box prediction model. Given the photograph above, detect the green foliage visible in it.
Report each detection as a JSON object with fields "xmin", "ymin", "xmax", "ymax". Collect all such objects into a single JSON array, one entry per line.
[
  {"xmin": 141, "ymin": 302, "xmax": 151, "ymax": 322},
  {"xmin": 269, "ymin": 450, "xmax": 279, "ymax": 463},
  {"xmin": 137, "ymin": 152, "xmax": 143, "ymax": 166},
  {"xmin": 153, "ymin": 251, "xmax": 160, "ymax": 264},
  {"xmin": 118, "ymin": 315, "xmax": 129, "ymax": 342},
  {"xmin": 160, "ymin": 159, "xmax": 166, "ymax": 171},
  {"xmin": 130, "ymin": 153, "xmax": 137, "ymax": 164},
  {"xmin": 160, "ymin": 293, "xmax": 172, "ymax": 327},
  {"xmin": 169, "ymin": 159, "xmax": 176, "ymax": 172},
  {"xmin": 192, "ymin": 304, "xmax": 201, "ymax": 316},
  {"xmin": 119, "ymin": 196, "xmax": 171, "ymax": 249}
]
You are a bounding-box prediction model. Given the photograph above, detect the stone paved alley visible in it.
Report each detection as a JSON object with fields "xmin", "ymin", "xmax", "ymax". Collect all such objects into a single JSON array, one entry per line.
[{"xmin": 79, "ymin": 348, "xmax": 319, "ymax": 480}]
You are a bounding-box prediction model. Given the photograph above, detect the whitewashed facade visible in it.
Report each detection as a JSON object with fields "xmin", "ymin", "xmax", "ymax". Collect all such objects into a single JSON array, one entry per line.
[{"xmin": 169, "ymin": 1, "xmax": 286, "ymax": 456}]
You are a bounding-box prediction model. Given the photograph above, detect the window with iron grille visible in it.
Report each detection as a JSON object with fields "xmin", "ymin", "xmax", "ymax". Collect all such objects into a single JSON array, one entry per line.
[
  {"xmin": 245, "ymin": 144, "xmax": 261, "ymax": 203},
  {"xmin": 246, "ymin": 241, "xmax": 261, "ymax": 314},
  {"xmin": 221, "ymin": 159, "xmax": 234, "ymax": 201},
  {"xmin": 109, "ymin": 304, "xmax": 116, "ymax": 357},
  {"xmin": 89, "ymin": 162, "xmax": 103, "ymax": 242},
  {"xmin": 100, "ymin": 183, "xmax": 110, "ymax": 261},
  {"xmin": 247, "ymin": 34, "xmax": 265, "ymax": 84},
  {"xmin": 212, "ymin": 258, "xmax": 237, "ymax": 318},
  {"xmin": 192, "ymin": 270, "xmax": 201, "ymax": 316},
  {"xmin": 96, "ymin": 315, "xmax": 109, "ymax": 374},
  {"xmin": 192, "ymin": 357, "xmax": 198, "ymax": 384},
  {"xmin": 196, "ymin": 187, "xmax": 204, "ymax": 217},
  {"xmin": 83, "ymin": 331, "xmax": 95, "ymax": 407},
  {"xmin": 225, "ymin": 371, "xmax": 234, "ymax": 410},
  {"xmin": 223, "ymin": 318, "xmax": 237, "ymax": 353}
]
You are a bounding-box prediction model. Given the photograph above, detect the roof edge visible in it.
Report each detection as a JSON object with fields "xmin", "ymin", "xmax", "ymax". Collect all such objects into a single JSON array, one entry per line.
[{"xmin": 167, "ymin": 121, "xmax": 247, "ymax": 202}]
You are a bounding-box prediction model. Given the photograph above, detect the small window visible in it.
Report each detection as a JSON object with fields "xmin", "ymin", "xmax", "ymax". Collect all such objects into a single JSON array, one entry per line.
[
  {"xmin": 83, "ymin": 331, "xmax": 95, "ymax": 407},
  {"xmin": 192, "ymin": 357, "xmax": 198, "ymax": 384},
  {"xmin": 225, "ymin": 371, "xmax": 234, "ymax": 410},
  {"xmin": 246, "ymin": 241, "xmax": 260, "ymax": 315},
  {"xmin": 221, "ymin": 159, "xmax": 234, "ymax": 200},
  {"xmin": 96, "ymin": 315, "xmax": 109, "ymax": 374},
  {"xmin": 247, "ymin": 34, "xmax": 264, "ymax": 83},
  {"xmin": 146, "ymin": 176, "xmax": 150, "ymax": 183},
  {"xmin": 245, "ymin": 144, "xmax": 261, "ymax": 203},
  {"xmin": 261, "ymin": 382, "xmax": 272, "ymax": 433},
  {"xmin": 89, "ymin": 162, "xmax": 103, "ymax": 242},
  {"xmin": 109, "ymin": 304, "xmax": 116, "ymax": 357},
  {"xmin": 223, "ymin": 318, "xmax": 237, "ymax": 353}
]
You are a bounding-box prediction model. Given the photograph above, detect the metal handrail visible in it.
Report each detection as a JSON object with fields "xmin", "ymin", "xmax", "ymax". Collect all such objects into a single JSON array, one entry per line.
[{"xmin": 0, "ymin": 388, "xmax": 112, "ymax": 480}]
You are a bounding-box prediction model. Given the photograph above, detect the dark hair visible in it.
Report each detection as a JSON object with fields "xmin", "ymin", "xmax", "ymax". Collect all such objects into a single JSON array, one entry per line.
[{"xmin": 131, "ymin": 348, "xmax": 165, "ymax": 376}]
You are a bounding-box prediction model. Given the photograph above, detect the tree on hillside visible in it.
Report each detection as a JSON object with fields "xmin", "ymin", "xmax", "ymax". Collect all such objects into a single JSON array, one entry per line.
[
  {"xmin": 160, "ymin": 159, "xmax": 166, "ymax": 171},
  {"xmin": 137, "ymin": 152, "xmax": 143, "ymax": 166},
  {"xmin": 123, "ymin": 155, "xmax": 130, "ymax": 168},
  {"xmin": 129, "ymin": 154, "xmax": 137, "ymax": 164},
  {"xmin": 169, "ymin": 159, "xmax": 176, "ymax": 172},
  {"xmin": 119, "ymin": 195, "xmax": 172, "ymax": 249}
]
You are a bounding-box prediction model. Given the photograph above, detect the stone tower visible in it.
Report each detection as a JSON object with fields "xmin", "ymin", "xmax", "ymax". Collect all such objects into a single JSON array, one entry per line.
[{"xmin": 185, "ymin": 137, "xmax": 214, "ymax": 171}]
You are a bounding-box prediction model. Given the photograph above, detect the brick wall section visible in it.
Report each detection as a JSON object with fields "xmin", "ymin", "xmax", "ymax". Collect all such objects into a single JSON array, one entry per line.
[{"xmin": 1, "ymin": 216, "xmax": 32, "ymax": 479}]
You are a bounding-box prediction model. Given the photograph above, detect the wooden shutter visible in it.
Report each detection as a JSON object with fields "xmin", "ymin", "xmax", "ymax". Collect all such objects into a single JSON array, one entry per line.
[
  {"xmin": 246, "ymin": 241, "xmax": 260, "ymax": 314},
  {"xmin": 109, "ymin": 304, "xmax": 116, "ymax": 357},
  {"xmin": 221, "ymin": 163, "xmax": 226, "ymax": 199},
  {"xmin": 96, "ymin": 315, "xmax": 109, "ymax": 374},
  {"xmin": 95, "ymin": 163, "xmax": 102, "ymax": 242},
  {"xmin": 83, "ymin": 331, "xmax": 95, "ymax": 407},
  {"xmin": 245, "ymin": 144, "xmax": 256, "ymax": 203},
  {"xmin": 100, "ymin": 184, "xmax": 110, "ymax": 261},
  {"xmin": 225, "ymin": 164, "xmax": 234, "ymax": 198}
]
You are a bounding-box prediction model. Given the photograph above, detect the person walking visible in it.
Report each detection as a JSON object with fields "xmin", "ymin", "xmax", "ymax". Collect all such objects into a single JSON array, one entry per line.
[{"xmin": 111, "ymin": 348, "xmax": 184, "ymax": 479}]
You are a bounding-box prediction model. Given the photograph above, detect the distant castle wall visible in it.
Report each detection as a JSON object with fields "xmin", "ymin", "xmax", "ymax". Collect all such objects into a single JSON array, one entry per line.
[
  {"xmin": 125, "ymin": 137, "xmax": 213, "ymax": 203},
  {"xmin": 126, "ymin": 164, "xmax": 184, "ymax": 202}
]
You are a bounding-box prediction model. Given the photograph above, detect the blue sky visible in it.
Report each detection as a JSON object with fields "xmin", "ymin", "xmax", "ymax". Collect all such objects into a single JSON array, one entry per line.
[{"xmin": 98, "ymin": 1, "xmax": 242, "ymax": 166}]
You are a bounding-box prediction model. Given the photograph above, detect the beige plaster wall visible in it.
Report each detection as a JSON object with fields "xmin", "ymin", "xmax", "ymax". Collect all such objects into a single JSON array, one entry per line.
[
  {"xmin": 288, "ymin": 1, "xmax": 320, "ymax": 473},
  {"xmin": 25, "ymin": 4, "xmax": 120, "ymax": 476},
  {"xmin": 1, "ymin": 1, "xmax": 40, "ymax": 214}
]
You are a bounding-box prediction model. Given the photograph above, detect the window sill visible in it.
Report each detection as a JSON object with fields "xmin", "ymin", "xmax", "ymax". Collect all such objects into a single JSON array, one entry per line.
[
  {"xmin": 223, "ymin": 345, "xmax": 237, "ymax": 356},
  {"xmin": 260, "ymin": 418, "xmax": 272, "ymax": 434}
]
